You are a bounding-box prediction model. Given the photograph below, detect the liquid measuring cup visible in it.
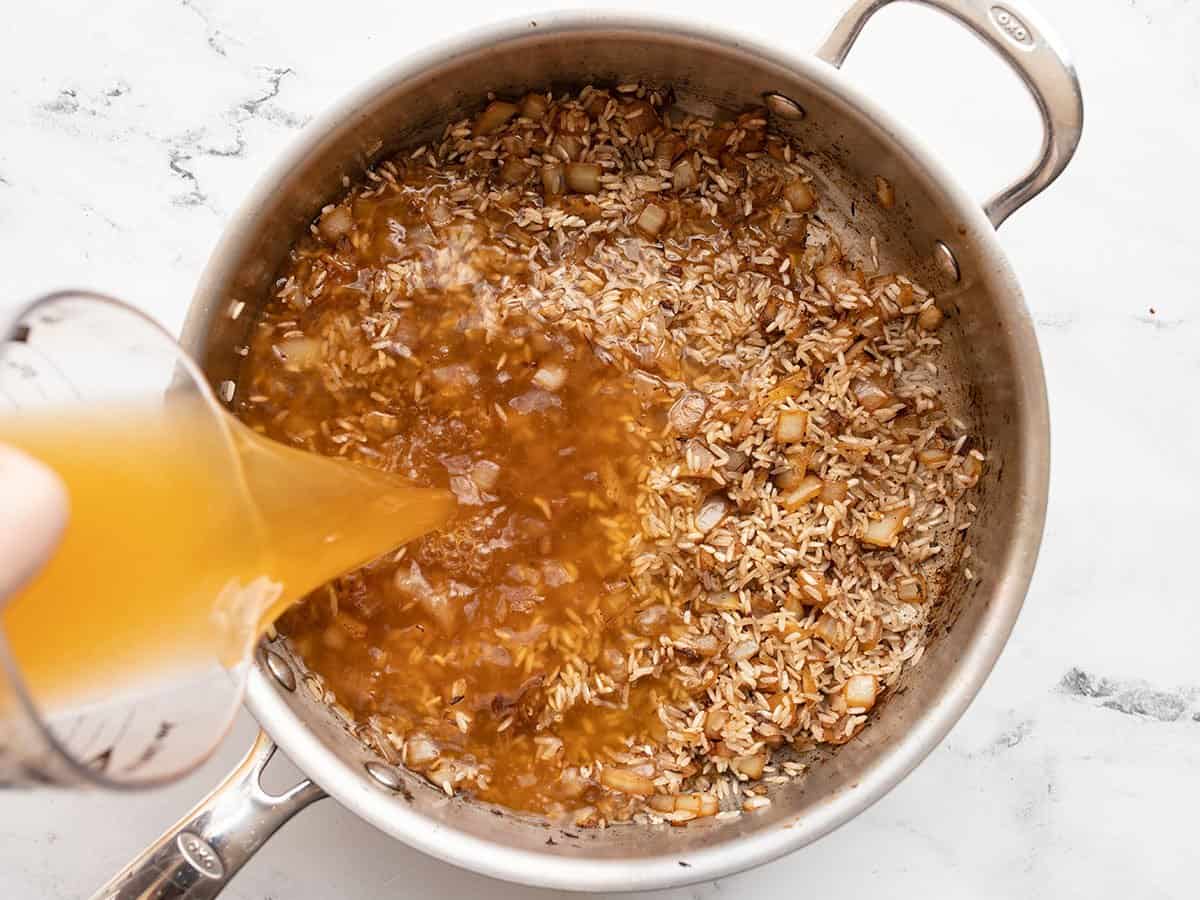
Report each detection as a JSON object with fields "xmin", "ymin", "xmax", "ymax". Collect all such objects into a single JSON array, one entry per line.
[{"xmin": 0, "ymin": 291, "xmax": 452, "ymax": 789}]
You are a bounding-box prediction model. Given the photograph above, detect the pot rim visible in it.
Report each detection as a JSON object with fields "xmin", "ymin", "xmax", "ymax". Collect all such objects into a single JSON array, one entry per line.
[{"xmin": 218, "ymin": 9, "xmax": 1051, "ymax": 892}]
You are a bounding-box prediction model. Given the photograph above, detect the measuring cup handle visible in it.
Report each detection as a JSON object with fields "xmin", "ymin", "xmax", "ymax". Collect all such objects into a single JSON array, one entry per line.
[
  {"xmin": 92, "ymin": 731, "xmax": 325, "ymax": 900},
  {"xmin": 815, "ymin": 0, "xmax": 1083, "ymax": 227}
]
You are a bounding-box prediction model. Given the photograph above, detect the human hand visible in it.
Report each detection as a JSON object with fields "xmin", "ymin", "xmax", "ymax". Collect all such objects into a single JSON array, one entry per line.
[{"xmin": 0, "ymin": 445, "xmax": 68, "ymax": 602}]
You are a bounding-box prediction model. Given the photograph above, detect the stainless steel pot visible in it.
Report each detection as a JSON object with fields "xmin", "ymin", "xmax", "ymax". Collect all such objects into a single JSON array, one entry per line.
[{"xmin": 98, "ymin": 2, "xmax": 1080, "ymax": 895}]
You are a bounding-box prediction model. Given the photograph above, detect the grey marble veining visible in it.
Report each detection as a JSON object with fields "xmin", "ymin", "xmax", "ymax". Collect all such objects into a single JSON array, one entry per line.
[
  {"xmin": 1059, "ymin": 668, "xmax": 1199, "ymax": 723},
  {"xmin": 1, "ymin": 0, "xmax": 1198, "ymax": 898}
]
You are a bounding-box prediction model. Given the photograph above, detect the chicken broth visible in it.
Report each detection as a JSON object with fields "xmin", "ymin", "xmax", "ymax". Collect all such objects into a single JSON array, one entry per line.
[
  {"xmin": 239, "ymin": 198, "xmax": 681, "ymax": 816},
  {"xmin": 237, "ymin": 83, "xmax": 982, "ymax": 825}
]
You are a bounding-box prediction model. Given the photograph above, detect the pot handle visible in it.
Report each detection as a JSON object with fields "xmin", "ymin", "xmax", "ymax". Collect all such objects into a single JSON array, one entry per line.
[
  {"xmin": 91, "ymin": 731, "xmax": 326, "ymax": 900},
  {"xmin": 815, "ymin": 0, "xmax": 1083, "ymax": 227}
]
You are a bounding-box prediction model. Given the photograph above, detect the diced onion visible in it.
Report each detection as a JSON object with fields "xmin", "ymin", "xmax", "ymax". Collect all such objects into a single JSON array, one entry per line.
[
  {"xmin": 768, "ymin": 369, "xmax": 813, "ymax": 403},
  {"xmin": 819, "ymin": 480, "xmax": 848, "ymax": 503},
  {"xmin": 722, "ymin": 447, "xmax": 750, "ymax": 474},
  {"xmin": 541, "ymin": 560, "xmax": 576, "ymax": 588},
  {"xmin": 696, "ymin": 495, "xmax": 729, "ymax": 533},
  {"xmin": 509, "ymin": 388, "xmax": 562, "ymax": 414},
  {"xmin": 668, "ymin": 391, "xmax": 708, "ymax": 435},
  {"xmin": 655, "ymin": 136, "xmax": 683, "ymax": 168},
  {"xmin": 649, "ymin": 794, "xmax": 674, "ymax": 812},
  {"xmin": 636, "ymin": 203, "xmax": 668, "ymax": 237},
  {"xmin": 801, "ymin": 665, "xmax": 819, "ymax": 695},
  {"xmin": 782, "ymin": 474, "xmax": 822, "ymax": 510},
  {"xmin": 858, "ymin": 617, "xmax": 883, "ymax": 651},
  {"xmin": 917, "ymin": 447, "xmax": 952, "ymax": 467},
  {"xmin": 317, "ymin": 205, "xmax": 353, "ymax": 243},
  {"xmin": 732, "ymin": 754, "xmax": 766, "ymax": 780},
  {"xmin": 405, "ymin": 734, "xmax": 440, "ymax": 769},
  {"xmin": 279, "ymin": 336, "xmax": 322, "ymax": 371},
  {"xmin": 431, "ymin": 363, "xmax": 479, "ymax": 393},
  {"xmin": 729, "ymin": 637, "xmax": 759, "ymax": 661},
  {"xmin": 705, "ymin": 708, "xmax": 728, "ymax": 738},
  {"xmin": 573, "ymin": 806, "xmax": 599, "ymax": 827},
  {"xmin": 861, "ymin": 505, "xmax": 911, "ymax": 548},
  {"xmin": 470, "ymin": 459, "xmax": 501, "ymax": 491},
  {"xmin": 473, "ymin": 101, "xmax": 518, "ymax": 136},
  {"xmin": 449, "ymin": 474, "xmax": 483, "ymax": 506},
  {"xmin": 600, "ymin": 767, "xmax": 656, "ymax": 796},
  {"xmin": 775, "ymin": 409, "xmax": 809, "ymax": 443},
  {"xmin": 814, "ymin": 613, "xmax": 847, "ymax": 650},
  {"xmin": 681, "ymin": 792, "xmax": 719, "ymax": 816},
  {"xmin": 566, "ymin": 162, "xmax": 602, "ymax": 193},
  {"xmin": 518, "ymin": 92, "xmax": 548, "ymax": 121},
  {"xmin": 500, "ymin": 157, "xmax": 532, "ymax": 185},
  {"xmin": 774, "ymin": 460, "xmax": 807, "ymax": 491},
  {"xmin": 851, "ymin": 377, "xmax": 893, "ymax": 412},
  {"xmin": 896, "ymin": 574, "xmax": 926, "ymax": 604},
  {"xmin": 704, "ymin": 591, "xmax": 740, "ymax": 611},
  {"xmin": 784, "ymin": 179, "xmax": 816, "ymax": 212},
  {"xmin": 692, "ymin": 633, "xmax": 721, "ymax": 657},
  {"xmin": 672, "ymin": 159, "xmax": 696, "ymax": 191},
  {"xmin": 845, "ymin": 674, "xmax": 878, "ymax": 710},
  {"xmin": 622, "ymin": 99, "xmax": 659, "ymax": 137},
  {"xmin": 531, "ymin": 363, "xmax": 567, "ymax": 391},
  {"xmin": 634, "ymin": 604, "xmax": 668, "ymax": 636},
  {"xmin": 918, "ymin": 304, "xmax": 944, "ymax": 331},
  {"xmin": 787, "ymin": 443, "xmax": 814, "ymax": 471},
  {"xmin": 398, "ymin": 564, "xmax": 458, "ymax": 633}
]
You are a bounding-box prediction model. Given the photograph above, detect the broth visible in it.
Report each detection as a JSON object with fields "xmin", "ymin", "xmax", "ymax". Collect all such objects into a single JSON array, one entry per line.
[{"xmin": 237, "ymin": 84, "xmax": 983, "ymax": 824}]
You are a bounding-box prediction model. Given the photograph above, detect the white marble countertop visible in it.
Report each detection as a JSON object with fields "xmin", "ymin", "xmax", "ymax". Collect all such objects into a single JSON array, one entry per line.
[{"xmin": 2, "ymin": 0, "xmax": 1197, "ymax": 897}]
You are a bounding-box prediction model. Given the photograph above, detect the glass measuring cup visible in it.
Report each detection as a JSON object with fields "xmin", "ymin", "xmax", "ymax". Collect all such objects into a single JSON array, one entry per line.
[{"xmin": 0, "ymin": 291, "xmax": 452, "ymax": 788}]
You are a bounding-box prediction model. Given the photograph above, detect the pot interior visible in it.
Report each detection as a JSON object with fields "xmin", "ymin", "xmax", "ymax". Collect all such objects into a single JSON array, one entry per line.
[{"xmin": 187, "ymin": 17, "xmax": 1045, "ymax": 881}]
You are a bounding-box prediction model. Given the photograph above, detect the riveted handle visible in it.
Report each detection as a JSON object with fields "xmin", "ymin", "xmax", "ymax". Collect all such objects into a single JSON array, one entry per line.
[
  {"xmin": 816, "ymin": 0, "xmax": 1083, "ymax": 227},
  {"xmin": 91, "ymin": 731, "xmax": 325, "ymax": 900}
]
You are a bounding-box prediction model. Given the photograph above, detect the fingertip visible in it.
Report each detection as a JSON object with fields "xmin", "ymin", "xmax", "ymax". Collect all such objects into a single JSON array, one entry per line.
[{"xmin": 0, "ymin": 445, "xmax": 69, "ymax": 601}]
